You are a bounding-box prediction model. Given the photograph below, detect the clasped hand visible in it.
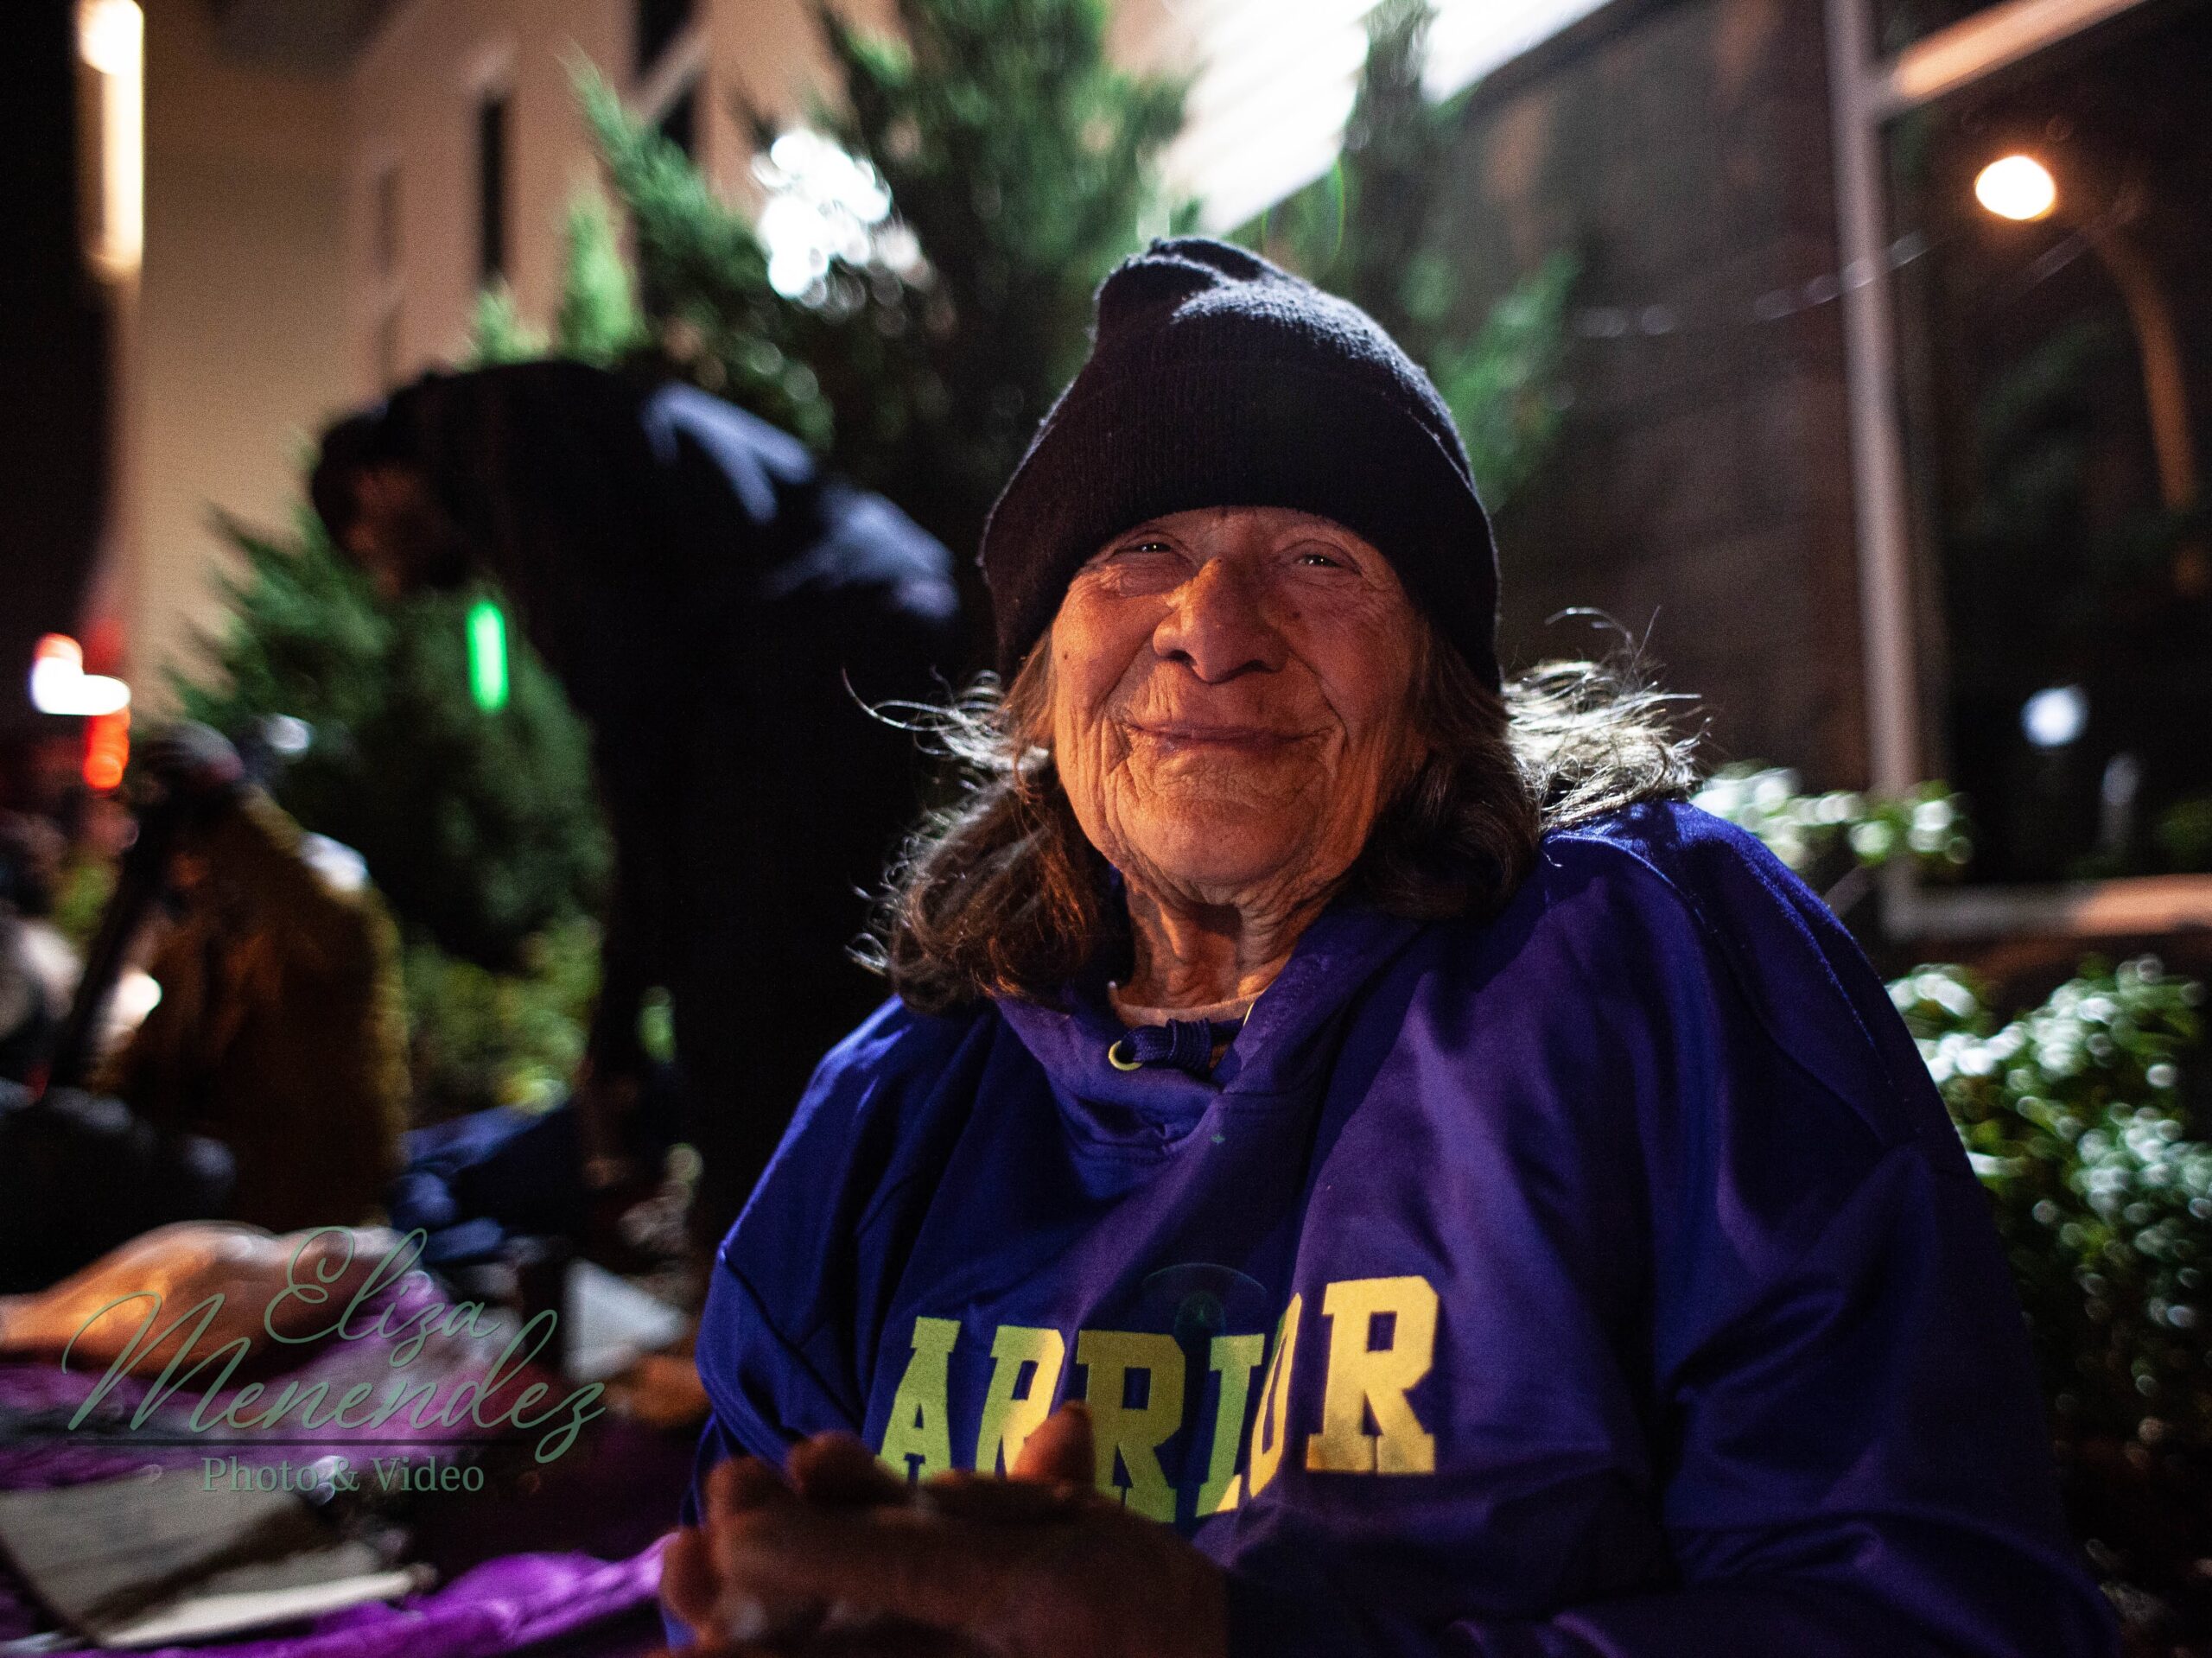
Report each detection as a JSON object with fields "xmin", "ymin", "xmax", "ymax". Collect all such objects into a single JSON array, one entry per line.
[{"xmin": 662, "ymin": 1401, "xmax": 1227, "ymax": 1657}]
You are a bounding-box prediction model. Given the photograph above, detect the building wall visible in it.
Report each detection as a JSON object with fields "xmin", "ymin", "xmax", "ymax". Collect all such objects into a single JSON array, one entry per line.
[
  {"xmin": 131, "ymin": 0, "xmax": 1870, "ymax": 792},
  {"xmin": 1430, "ymin": 0, "xmax": 1871, "ymax": 787},
  {"xmin": 2, "ymin": 5, "xmax": 111, "ymax": 740},
  {"xmin": 345, "ymin": 0, "xmax": 629, "ymax": 394},
  {"xmin": 128, "ymin": 0, "xmax": 882, "ymax": 702},
  {"xmin": 133, "ymin": 0, "xmax": 349, "ymax": 701}
]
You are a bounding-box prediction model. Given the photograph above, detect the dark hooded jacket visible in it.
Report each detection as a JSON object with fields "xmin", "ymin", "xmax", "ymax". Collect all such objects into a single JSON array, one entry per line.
[{"xmin": 356, "ymin": 362, "xmax": 960, "ymax": 1224}]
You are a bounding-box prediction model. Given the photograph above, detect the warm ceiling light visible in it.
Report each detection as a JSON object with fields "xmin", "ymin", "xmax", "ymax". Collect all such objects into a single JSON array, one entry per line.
[
  {"xmin": 78, "ymin": 0, "xmax": 141, "ymax": 74},
  {"xmin": 1975, "ymin": 154, "xmax": 2057, "ymax": 222},
  {"xmin": 29, "ymin": 633, "xmax": 131, "ymax": 717},
  {"xmin": 78, "ymin": 0, "xmax": 143, "ymax": 279}
]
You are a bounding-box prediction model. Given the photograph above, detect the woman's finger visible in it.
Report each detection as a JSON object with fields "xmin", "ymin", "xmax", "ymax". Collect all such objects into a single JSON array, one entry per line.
[
  {"xmin": 789, "ymin": 1431, "xmax": 912, "ymax": 1508},
  {"xmin": 698, "ymin": 1461, "xmax": 831, "ymax": 1645},
  {"xmin": 717, "ymin": 1497, "xmax": 1028, "ymax": 1635},
  {"xmin": 658, "ymin": 1526, "xmax": 723, "ymax": 1642},
  {"xmin": 917, "ymin": 1472, "xmax": 1091, "ymax": 1524},
  {"xmin": 1010, "ymin": 1400, "xmax": 1093, "ymax": 1485},
  {"xmin": 705, "ymin": 1455, "xmax": 791, "ymax": 1521}
]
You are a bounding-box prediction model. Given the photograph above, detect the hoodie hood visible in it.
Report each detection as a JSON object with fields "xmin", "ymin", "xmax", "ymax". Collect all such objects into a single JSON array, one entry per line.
[{"xmin": 992, "ymin": 900, "xmax": 1427, "ymax": 1156}]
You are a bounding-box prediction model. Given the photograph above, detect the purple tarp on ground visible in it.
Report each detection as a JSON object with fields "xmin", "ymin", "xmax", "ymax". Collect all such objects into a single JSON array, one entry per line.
[
  {"xmin": 0, "ymin": 1270, "xmax": 669, "ymax": 1656},
  {"xmin": 23, "ymin": 1542, "xmax": 665, "ymax": 1658}
]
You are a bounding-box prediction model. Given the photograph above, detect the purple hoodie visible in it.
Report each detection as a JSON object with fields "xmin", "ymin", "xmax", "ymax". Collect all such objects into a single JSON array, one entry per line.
[{"xmin": 690, "ymin": 800, "xmax": 2116, "ymax": 1656}]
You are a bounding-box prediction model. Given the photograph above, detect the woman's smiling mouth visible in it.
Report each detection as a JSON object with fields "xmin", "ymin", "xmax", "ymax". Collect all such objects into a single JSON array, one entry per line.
[{"xmin": 1123, "ymin": 721, "xmax": 1322, "ymax": 753}]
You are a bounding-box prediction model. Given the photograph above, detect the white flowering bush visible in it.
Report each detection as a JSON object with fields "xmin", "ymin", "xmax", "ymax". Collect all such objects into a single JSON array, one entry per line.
[
  {"xmin": 1694, "ymin": 763, "xmax": 1972, "ymax": 880},
  {"xmin": 1892, "ymin": 958, "xmax": 2210, "ymax": 1447}
]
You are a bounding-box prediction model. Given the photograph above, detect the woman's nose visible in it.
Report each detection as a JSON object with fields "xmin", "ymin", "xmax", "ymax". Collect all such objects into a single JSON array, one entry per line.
[{"xmin": 1153, "ymin": 558, "xmax": 1283, "ymax": 682}]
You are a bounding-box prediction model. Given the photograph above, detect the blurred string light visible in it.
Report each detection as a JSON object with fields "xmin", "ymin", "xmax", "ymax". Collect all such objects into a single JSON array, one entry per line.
[
  {"xmin": 260, "ymin": 714, "xmax": 313, "ymax": 757},
  {"xmin": 106, "ymin": 967, "xmax": 161, "ymax": 1037},
  {"xmin": 29, "ymin": 634, "xmax": 129, "ymax": 716},
  {"xmin": 1691, "ymin": 763, "xmax": 1972, "ymax": 873},
  {"xmin": 2022, "ymin": 684, "xmax": 2088, "ymax": 749},
  {"xmin": 1974, "ymin": 154, "xmax": 2058, "ymax": 222},
  {"xmin": 1564, "ymin": 233, "xmax": 1932, "ymax": 345},
  {"xmin": 467, "ymin": 599, "xmax": 509, "ymax": 714},
  {"xmin": 84, "ymin": 710, "xmax": 130, "ymax": 792},
  {"xmin": 78, "ymin": 0, "xmax": 143, "ymax": 280},
  {"xmin": 753, "ymin": 129, "xmax": 924, "ymax": 308}
]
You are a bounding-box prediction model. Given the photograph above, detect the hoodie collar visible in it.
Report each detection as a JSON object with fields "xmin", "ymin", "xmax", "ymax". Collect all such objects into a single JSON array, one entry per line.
[{"xmin": 994, "ymin": 899, "xmax": 1426, "ymax": 1150}]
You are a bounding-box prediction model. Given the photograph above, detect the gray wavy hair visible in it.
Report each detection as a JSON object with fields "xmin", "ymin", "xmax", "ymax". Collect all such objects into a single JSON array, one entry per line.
[{"xmin": 868, "ymin": 626, "xmax": 1697, "ymax": 1013}]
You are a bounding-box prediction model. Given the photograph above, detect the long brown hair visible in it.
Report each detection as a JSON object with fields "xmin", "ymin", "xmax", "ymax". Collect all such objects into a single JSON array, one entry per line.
[{"xmin": 868, "ymin": 628, "xmax": 1698, "ymax": 1013}]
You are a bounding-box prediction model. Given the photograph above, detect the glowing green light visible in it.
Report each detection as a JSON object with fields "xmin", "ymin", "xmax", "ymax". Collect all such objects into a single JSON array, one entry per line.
[{"xmin": 467, "ymin": 599, "xmax": 508, "ymax": 713}]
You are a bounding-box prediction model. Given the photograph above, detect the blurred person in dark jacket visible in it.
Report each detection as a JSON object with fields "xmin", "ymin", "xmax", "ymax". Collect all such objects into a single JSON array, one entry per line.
[
  {"xmin": 312, "ymin": 362, "xmax": 960, "ymax": 1248},
  {"xmin": 0, "ymin": 813, "xmax": 72, "ymax": 1083},
  {"xmin": 97, "ymin": 723, "xmax": 408, "ymax": 1235},
  {"xmin": 0, "ymin": 727, "xmax": 403, "ymax": 1291}
]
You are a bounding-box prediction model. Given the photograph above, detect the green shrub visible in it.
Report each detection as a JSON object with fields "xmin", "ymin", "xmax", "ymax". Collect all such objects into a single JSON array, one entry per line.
[
  {"xmin": 1895, "ymin": 958, "xmax": 2211, "ymax": 1449},
  {"xmin": 1694, "ymin": 763, "xmax": 1972, "ymax": 889},
  {"xmin": 578, "ymin": 0, "xmax": 1189, "ymax": 554},
  {"xmin": 402, "ymin": 917, "xmax": 602, "ymax": 1121}
]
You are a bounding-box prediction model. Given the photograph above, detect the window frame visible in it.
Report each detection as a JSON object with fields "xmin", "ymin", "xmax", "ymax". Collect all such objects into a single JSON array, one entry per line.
[
  {"xmin": 632, "ymin": 17, "xmax": 702, "ymax": 125},
  {"xmin": 356, "ymin": 143, "xmax": 404, "ymax": 394},
  {"xmin": 1824, "ymin": 0, "xmax": 2212, "ymax": 936}
]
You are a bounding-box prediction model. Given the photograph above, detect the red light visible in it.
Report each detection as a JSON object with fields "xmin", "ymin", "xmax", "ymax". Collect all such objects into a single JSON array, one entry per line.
[{"xmin": 85, "ymin": 708, "xmax": 130, "ymax": 791}]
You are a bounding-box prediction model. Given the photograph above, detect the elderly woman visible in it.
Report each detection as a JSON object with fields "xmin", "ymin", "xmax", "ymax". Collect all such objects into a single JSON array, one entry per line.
[{"xmin": 664, "ymin": 240, "xmax": 2113, "ymax": 1657}]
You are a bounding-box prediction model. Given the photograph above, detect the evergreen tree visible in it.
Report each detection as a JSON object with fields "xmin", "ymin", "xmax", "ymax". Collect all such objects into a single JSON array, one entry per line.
[
  {"xmin": 577, "ymin": 74, "xmax": 834, "ymax": 448},
  {"xmin": 580, "ymin": 0, "xmax": 1190, "ymax": 586},
  {"xmin": 464, "ymin": 283, "xmax": 543, "ymax": 366},
  {"xmin": 554, "ymin": 191, "xmax": 650, "ymax": 367},
  {"xmin": 1287, "ymin": 0, "xmax": 1449, "ymax": 352},
  {"xmin": 176, "ymin": 514, "xmax": 610, "ymax": 971},
  {"xmin": 466, "ymin": 191, "xmax": 651, "ymax": 370},
  {"xmin": 1261, "ymin": 0, "xmax": 1576, "ymax": 511},
  {"xmin": 176, "ymin": 195, "xmax": 649, "ymax": 974}
]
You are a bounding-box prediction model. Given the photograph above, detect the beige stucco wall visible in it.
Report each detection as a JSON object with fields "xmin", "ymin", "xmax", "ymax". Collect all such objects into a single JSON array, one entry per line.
[
  {"xmin": 346, "ymin": 0, "xmax": 629, "ymax": 393},
  {"xmin": 126, "ymin": 0, "xmax": 1187, "ymax": 702},
  {"xmin": 337, "ymin": 0, "xmax": 963, "ymax": 387},
  {"xmin": 132, "ymin": 0, "xmax": 349, "ymax": 702}
]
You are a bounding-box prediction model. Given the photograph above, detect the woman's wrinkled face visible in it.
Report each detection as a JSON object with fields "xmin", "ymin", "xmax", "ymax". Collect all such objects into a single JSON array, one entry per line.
[{"xmin": 1048, "ymin": 505, "xmax": 1426, "ymax": 914}]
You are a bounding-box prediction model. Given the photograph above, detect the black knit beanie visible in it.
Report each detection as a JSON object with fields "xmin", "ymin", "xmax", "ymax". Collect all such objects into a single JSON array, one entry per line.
[{"xmin": 980, "ymin": 237, "xmax": 1500, "ymax": 690}]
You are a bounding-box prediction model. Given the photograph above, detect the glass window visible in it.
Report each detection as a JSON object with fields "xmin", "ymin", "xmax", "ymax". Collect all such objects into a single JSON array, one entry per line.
[
  {"xmin": 656, "ymin": 80, "xmax": 696, "ymax": 161},
  {"xmin": 1873, "ymin": 0, "xmax": 2003, "ymax": 54},
  {"xmin": 1885, "ymin": 1, "xmax": 2212, "ymax": 883},
  {"xmin": 476, "ymin": 93, "xmax": 508, "ymax": 285},
  {"xmin": 636, "ymin": 0, "xmax": 695, "ymax": 76}
]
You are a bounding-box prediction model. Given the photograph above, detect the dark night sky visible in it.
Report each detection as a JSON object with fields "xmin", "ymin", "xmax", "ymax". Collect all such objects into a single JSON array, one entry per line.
[{"xmin": 0, "ymin": 0, "xmax": 111, "ymax": 741}]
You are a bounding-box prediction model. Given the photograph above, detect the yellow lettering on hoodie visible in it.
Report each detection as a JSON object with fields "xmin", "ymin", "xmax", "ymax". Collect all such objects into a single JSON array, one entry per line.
[
  {"xmin": 1198, "ymin": 1332, "xmax": 1265, "ymax": 1515},
  {"xmin": 1306, "ymin": 1276, "xmax": 1438, "ymax": 1474},
  {"xmin": 1075, "ymin": 1330, "xmax": 1184, "ymax": 1521},
  {"xmin": 879, "ymin": 1316, "xmax": 960, "ymax": 1480},
  {"xmin": 975, "ymin": 1324, "xmax": 1067, "ymax": 1475},
  {"xmin": 1243, "ymin": 1293, "xmax": 1304, "ymax": 1497}
]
